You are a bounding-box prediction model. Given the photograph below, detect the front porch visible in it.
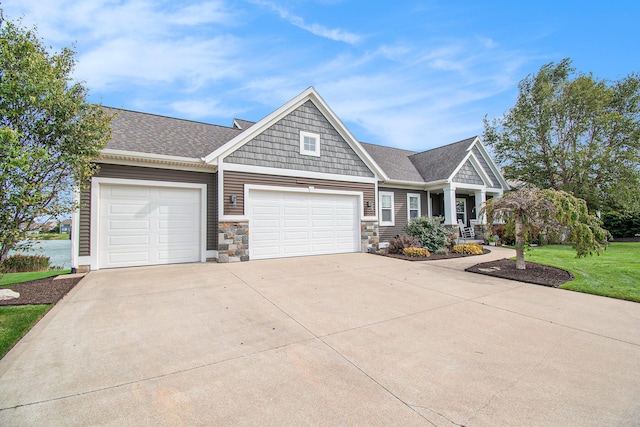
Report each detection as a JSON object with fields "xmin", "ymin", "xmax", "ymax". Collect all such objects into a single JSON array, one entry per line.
[{"xmin": 428, "ymin": 185, "xmax": 503, "ymax": 238}]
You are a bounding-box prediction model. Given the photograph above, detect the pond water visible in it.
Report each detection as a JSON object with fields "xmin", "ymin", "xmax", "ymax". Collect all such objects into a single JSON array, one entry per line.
[{"xmin": 9, "ymin": 239, "xmax": 72, "ymax": 270}]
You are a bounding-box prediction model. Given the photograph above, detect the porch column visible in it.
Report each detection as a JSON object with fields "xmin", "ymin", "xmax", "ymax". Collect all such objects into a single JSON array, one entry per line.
[
  {"xmin": 443, "ymin": 186, "xmax": 457, "ymax": 226},
  {"xmin": 427, "ymin": 190, "xmax": 432, "ymax": 218},
  {"xmin": 474, "ymin": 189, "xmax": 486, "ymax": 224}
]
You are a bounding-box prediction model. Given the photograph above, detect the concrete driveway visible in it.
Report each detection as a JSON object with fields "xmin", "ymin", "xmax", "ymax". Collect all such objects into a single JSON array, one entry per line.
[{"xmin": 1, "ymin": 248, "xmax": 639, "ymax": 426}]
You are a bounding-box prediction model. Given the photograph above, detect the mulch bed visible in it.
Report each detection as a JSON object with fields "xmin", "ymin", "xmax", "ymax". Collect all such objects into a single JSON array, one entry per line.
[
  {"xmin": 0, "ymin": 276, "xmax": 84, "ymax": 306},
  {"xmin": 381, "ymin": 248, "xmax": 491, "ymax": 262},
  {"xmin": 466, "ymin": 259, "xmax": 573, "ymax": 287},
  {"xmin": 610, "ymin": 236, "xmax": 640, "ymax": 242}
]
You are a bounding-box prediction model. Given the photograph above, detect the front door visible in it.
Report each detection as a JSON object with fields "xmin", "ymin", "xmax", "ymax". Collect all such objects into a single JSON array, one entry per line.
[{"xmin": 456, "ymin": 198, "xmax": 467, "ymax": 225}]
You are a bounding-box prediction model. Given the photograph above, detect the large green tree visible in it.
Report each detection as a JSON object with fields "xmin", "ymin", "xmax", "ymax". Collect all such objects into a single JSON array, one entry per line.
[
  {"xmin": 0, "ymin": 11, "xmax": 112, "ymax": 261},
  {"xmin": 484, "ymin": 59, "xmax": 640, "ymax": 213}
]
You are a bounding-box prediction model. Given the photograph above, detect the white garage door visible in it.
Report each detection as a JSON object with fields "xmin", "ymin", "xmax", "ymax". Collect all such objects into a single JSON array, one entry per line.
[
  {"xmin": 99, "ymin": 184, "xmax": 202, "ymax": 268},
  {"xmin": 249, "ymin": 190, "xmax": 360, "ymax": 260}
]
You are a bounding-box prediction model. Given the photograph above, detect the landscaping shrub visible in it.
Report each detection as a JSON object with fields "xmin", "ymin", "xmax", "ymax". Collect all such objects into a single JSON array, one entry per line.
[
  {"xmin": 452, "ymin": 243, "xmax": 484, "ymax": 255},
  {"xmin": 405, "ymin": 216, "xmax": 451, "ymax": 252},
  {"xmin": 491, "ymin": 223, "xmax": 515, "ymax": 245},
  {"xmin": 402, "ymin": 247, "xmax": 430, "ymax": 258},
  {"xmin": 387, "ymin": 235, "xmax": 420, "ymax": 254},
  {"xmin": 601, "ymin": 212, "xmax": 640, "ymax": 238},
  {"xmin": 1, "ymin": 254, "xmax": 51, "ymax": 273}
]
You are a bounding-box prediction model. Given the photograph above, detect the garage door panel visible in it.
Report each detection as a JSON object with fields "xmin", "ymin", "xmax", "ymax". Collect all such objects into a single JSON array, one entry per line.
[
  {"xmin": 284, "ymin": 219, "xmax": 309, "ymax": 228},
  {"xmin": 157, "ymin": 234, "xmax": 197, "ymax": 244},
  {"xmin": 253, "ymin": 206, "xmax": 279, "ymax": 215},
  {"xmin": 108, "ymin": 220, "xmax": 150, "ymax": 230},
  {"xmin": 158, "ymin": 205, "xmax": 196, "ymax": 215},
  {"xmin": 252, "ymin": 232, "xmax": 279, "ymax": 242},
  {"xmin": 253, "ymin": 219, "xmax": 280, "ymax": 228},
  {"xmin": 108, "ymin": 252, "xmax": 150, "ymax": 264},
  {"xmin": 109, "ymin": 186, "xmax": 150, "ymax": 198},
  {"xmin": 250, "ymin": 190, "xmax": 359, "ymax": 260},
  {"xmin": 109, "ymin": 204, "xmax": 150, "ymax": 215},
  {"xmin": 99, "ymin": 184, "xmax": 201, "ymax": 269},
  {"xmin": 108, "ymin": 235, "xmax": 150, "ymax": 246},
  {"xmin": 157, "ymin": 249, "xmax": 199, "ymax": 261}
]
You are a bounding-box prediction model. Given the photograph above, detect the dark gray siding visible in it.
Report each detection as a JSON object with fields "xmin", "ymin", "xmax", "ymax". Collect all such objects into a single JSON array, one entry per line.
[
  {"xmin": 472, "ymin": 146, "xmax": 500, "ymax": 188},
  {"xmin": 453, "ymin": 160, "xmax": 484, "ymax": 185},
  {"xmin": 225, "ymin": 101, "xmax": 374, "ymax": 178},
  {"xmin": 378, "ymin": 187, "xmax": 429, "ymax": 242},
  {"xmin": 223, "ymin": 170, "xmax": 375, "ymax": 217},
  {"xmin": 79, "ymin": 164, "xmax": 217, "ymax": 257}
]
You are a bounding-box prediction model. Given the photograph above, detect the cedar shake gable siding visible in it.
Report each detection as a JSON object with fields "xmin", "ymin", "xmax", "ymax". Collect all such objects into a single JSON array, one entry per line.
[
  {"xmin": 453, "ymin": 160, "xmax": 485, "ymax": 185},
  {"xmin": 104, "ymin": 107, "xmax": 242, "ymax": 158},
  {"xmin": 225, "ymin": 101, "xmax": 374, "ymax": 178},
  {"xmin": 471, "ymin": 145, "xmax": 500, "ymax": 187}
]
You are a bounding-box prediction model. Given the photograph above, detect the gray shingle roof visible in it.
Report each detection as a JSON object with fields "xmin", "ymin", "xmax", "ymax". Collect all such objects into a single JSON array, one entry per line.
[
  {"xmin": 361, "ymin": 137, "xmax": 477, "ymax": 183},
  {"xmin": 104, "ymin": 107, "xmax": 243, "ymax": 158},
  {"xmin": 408, "ymin": 137, "xmax": 477, "ymax": 182},
  {"xmin": 232, "ymin": 118, "xmax": 256, "ymax": 130},
  {"xmin": 359, "ymin": 142, "xmax": 424, "ymax": 182},
  {"xmin": 104, "ymin": 105, "xmax": 482, "ymax": 185}
]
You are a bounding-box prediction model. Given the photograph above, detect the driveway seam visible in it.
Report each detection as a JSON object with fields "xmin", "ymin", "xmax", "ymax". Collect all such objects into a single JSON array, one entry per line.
[{"xmin": 0, "ymin": 337, "xmax": 318, "ymax": 412}]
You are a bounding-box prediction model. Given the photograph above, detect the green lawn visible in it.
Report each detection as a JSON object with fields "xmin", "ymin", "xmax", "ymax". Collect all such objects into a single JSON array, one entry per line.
[
  {"xmin": 0, "ymin": 270, "xmax": 68, "ymax": 358},
  {"xmin": 0, "ymin": 305, "xmax": 52, "ymax": 358},
  {"xmin": 0, "ymin": 270, "xmax": 70, "ymax": 287},
  {"xmin": 525, "ymin": 242, "xmax": 640, "ymax": 302},
  {"xmin": 29, "ymin": 233, "xmax": 70, "ymax": 240}
]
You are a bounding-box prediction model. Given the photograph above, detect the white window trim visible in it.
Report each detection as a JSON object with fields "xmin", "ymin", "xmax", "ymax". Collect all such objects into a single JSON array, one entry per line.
[
  {"xmin": 299, "ymin": 131, "xmax": 320, "ymax": 157},
  {"xmin": 379, "ymin": 191, "xmax": 395, "ymax": 226},
  {"xmin": 407, "ymin": 193, "xmax": 421, "ymax": 220}
]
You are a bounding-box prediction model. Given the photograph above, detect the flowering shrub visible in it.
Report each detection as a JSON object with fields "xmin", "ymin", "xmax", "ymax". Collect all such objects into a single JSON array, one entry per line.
[
  {"xmin": 452, "ymin": 243, "xmax": 483, "ymax": 255},
  {"xmin": 405, "ymin": 216, "xmax": 451, "ymax": 252},
  {"xmin": 402, "ymin": 247, "xmax": 431, "ymax": 258}
]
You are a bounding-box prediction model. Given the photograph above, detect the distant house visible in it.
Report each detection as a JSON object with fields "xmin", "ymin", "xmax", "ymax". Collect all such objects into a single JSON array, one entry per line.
[
  {"xmin": 71, "ymin": 87, "xmax": 508, "ymax": 271},
  {"xmin": 60, "ymin": 220, "xmax": 71, "ymax": 235}
]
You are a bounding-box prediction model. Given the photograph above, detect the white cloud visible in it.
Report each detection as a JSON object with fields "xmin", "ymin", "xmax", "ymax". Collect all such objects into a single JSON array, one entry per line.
[
  {"xmin": 169, "ymin": 98, "xmax": 238, "ymax": 119},
  {"xmin": 3, "ymin": 0, "xmax": 536, "ymax": 151},
  {"xmin": 75, "ymin": 35, "xmax": 242, "ymax": 91},
  {"xmin": 250, "ymin": 0, "xmax": 363, "ymax": 44}
]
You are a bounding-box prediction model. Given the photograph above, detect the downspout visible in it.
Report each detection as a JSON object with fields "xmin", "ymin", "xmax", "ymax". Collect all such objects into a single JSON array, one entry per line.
[{"xmin": 70, "ymin": 184, "xmax": 81, "ymax": 273}]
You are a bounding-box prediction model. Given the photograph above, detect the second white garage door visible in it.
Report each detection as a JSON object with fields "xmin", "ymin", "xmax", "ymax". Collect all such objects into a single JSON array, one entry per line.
[
  {"xmin": 98, "ymin": 183, "xmax": 202, "ymax": 269},
  {"xmin": 249, "ymin": 190, "xmax": 360, "ymax": 260}
]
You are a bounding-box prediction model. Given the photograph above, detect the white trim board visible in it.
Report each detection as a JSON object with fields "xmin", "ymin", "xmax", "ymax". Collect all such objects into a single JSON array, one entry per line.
[{"xmin": 220, "ymin": 162, "xmax": 378, "ymax": 184}]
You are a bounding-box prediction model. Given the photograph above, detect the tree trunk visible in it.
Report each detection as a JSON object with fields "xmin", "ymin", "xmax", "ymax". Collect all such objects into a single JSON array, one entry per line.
[{"xmin": 515, "ymin": 214, "xmax": 526, "ymax": 270}]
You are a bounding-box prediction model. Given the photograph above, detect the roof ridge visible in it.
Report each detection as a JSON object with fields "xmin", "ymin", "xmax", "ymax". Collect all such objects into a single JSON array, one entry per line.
[
  {"xmin": 359, "ymin": 141, "xmax": 418, "ymax": 155},
  {"xmin": 408, "ymin": 136, "xmax": 478, "ymax": 158}
]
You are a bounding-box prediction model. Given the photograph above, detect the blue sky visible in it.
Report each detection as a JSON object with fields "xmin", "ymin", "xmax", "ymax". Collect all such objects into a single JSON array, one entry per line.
[{"xmin": 4, "ymin": 1, "xmax": 639, "ymax": 151}]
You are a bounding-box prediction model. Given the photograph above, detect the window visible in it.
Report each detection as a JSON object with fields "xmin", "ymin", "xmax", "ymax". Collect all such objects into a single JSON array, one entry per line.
[
  {"xmin": 407, "ymin": 193, "xmax": 421, "ymax": 219},
  {"xmin": 380, "ymin": 191, "xmax": 394, "ymax": 226},
  {"xmin": 299, "ymin": 131, "xmax": 320, "ymax": 157},
  {"xmin": 456, "ymin": 198, "xmax": 467, "ymax": 225}
]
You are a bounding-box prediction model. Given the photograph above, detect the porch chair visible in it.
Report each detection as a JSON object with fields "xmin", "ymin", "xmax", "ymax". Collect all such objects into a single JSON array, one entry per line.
[{"xmin": 458, "ymin": 220, "xmax": 475, "ymax": 239}]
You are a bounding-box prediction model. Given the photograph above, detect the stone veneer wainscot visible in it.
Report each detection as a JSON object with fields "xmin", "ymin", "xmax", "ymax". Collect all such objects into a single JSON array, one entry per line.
[
  {"xmin": 361, "ymin": 220, "xmax": 379, "ymax": 253},
  {"xmin": 218, "ymin": 221, "xmax": 249, "ymax": 263}
]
